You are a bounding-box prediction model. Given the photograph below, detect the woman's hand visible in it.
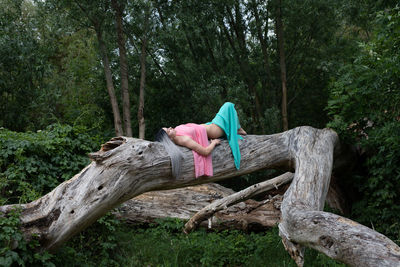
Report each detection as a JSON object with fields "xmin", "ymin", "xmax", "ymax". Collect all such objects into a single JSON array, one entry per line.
[
  {"xmin": 175, "ymin": 136, "xmax": 221, "ymax": 156},
  {"xmin": 211, "ymin": 139, "xmax": 221, "ymax": 146}
]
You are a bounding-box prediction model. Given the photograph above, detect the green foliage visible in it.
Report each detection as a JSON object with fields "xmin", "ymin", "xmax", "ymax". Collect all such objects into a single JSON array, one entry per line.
[
  {"xmin": 0, "ymin": 0, "xmax": 52, "ymax": 131},
  {"xmin": 0, "ymin": 124, "xmax": 103, "ymax": 266},
  {"xmin": 54, "ymin": 212, "xmax": 122, "ymax": 267},
  {"xmin": 53, "ymin": 218, "xmax": 345, "ymax": 267},
  {"xmin": 282, "ymin": 0, "xmax": 341, "ymax": 129},
  {"xmin": 0, "ymin": 124, "xmax": 103, "ymax": 205},
  {"xmin": 103, "ymin": 219, "xmax": 345, "ymax": 267},
  {"xmin": 327, "ymin": 6, "xmax": 400, "ymax": 240},
  {"xmin": 0, "ymin": 208, "xmax": 54, "ymax": 267},
  {"xmin": 0, "ymin": 0, "xmax": 114, "ymax": 133}
]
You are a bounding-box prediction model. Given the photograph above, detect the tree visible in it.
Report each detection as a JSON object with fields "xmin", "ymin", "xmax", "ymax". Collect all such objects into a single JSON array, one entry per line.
[
  {"xmin": 0, "ymin": 0, "xmax": 54, "ymax": 131},
  {"xmin": 274, "ymin": 0, "xmax": 288, "ymax": 131},
  {"xmin": 1, "ymin": 127, "xmax": 399, "ymax": 266},
  {"xmin": 69, "ymin": 0, "xmax": 124, "ymax": 136},
  {"xmin": 136, "ymin": 1, "xmax": 151, "ymax": 139},
  {"xmin": 111, "ymin": 0, "xmax": 132, "ymax": 137}
]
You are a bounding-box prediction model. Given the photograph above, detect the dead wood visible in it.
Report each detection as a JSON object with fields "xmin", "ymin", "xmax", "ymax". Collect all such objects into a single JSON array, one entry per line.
[
  {"xmin": 115, "ymin": 182, "xmax": 283, "ymax": 231},
  {"xmin": 183, "ymin": 172, "xmax": 293, "ymax": 233},
  {"xmin": 0, "ymin": 126, "xmax": 398, "ymax": 266}
]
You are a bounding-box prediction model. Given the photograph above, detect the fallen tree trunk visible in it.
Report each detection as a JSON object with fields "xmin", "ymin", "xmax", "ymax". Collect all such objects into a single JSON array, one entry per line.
[
  {"xmin": 116, "ymin": 182, "xmax": 284, "ymax": 231},
  {"xmin": 0, "ymin": 126, "xmax": 399, "ymax": 266},
  {"xmin": 116, "ymin": 172, "xmax": 345, "ymax": 232}
]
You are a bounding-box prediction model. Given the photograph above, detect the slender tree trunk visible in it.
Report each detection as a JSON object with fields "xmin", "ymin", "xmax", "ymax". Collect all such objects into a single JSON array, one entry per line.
[
  {"xmin": 200, "ymin": 30, "xmax": 229, "ymax": 97},
  {"xmin": 155, "ymin": 4, "xmax": 191, "ymax": 91},
  {"xmin": 125, "ymin": 32, "xmax": 174, "ymax": 90},
  {"xmin": 275, "ymin": 0, "xmax": 288, "ymax": 131},
  {"xmin": 138, "ymin": 10, "xmax": 149, "ymax": 140},
  {"xmin": 224, "ymin": 5, "xmax": 264, "ymax": 132},
  {"xmin": 95, "ymin": 24, "xmax": 123, "ymax": 136},
  {"xmin": 111, "ymin": 0, "xmax": 132, "ymax": 137},
  {"xmin": 251, "ymin": 0, "xmax": 273, "ymax": 105}
]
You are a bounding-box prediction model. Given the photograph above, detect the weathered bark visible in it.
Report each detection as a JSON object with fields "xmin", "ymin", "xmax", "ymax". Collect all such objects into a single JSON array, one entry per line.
[
  {"xmin": 116, "ymin": 173, "xmax": 346, "ymax": 232},
  {"xmin": 278, "ymin": 127, "xmax": 400, "ymax": 266},
  {"xmin": 94, "ymin": 24, "xmax": 123, "ymax": 137},
  {"xmin": 111, "ymin": 0, "xmax": 132, "ymax": 137},
  {"xmin": 275, "ymin": 0, "xmax": 288, "ymax": 131},
  {"xmin": 1, "ymin": 127, "xmax": 399, "ymax": 266},
  {"xmin": 116, "ymin": 183, "xmax": 283, "ymax": 231},
  {"xmin": 184, "ymin": 172, "xmax": 293, "ymax": 233}
]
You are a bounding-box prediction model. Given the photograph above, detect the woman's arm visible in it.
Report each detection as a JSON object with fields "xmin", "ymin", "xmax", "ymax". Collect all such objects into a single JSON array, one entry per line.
[{"xmin": 175, "ymin": 136, "xmax": 220, "ymax": 156}]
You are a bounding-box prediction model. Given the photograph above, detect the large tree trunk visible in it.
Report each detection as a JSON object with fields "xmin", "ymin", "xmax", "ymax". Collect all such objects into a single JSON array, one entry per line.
[
  {"xmin": 95, "ymin": 25, "xmax": 123, "ymax": 137},
  {"xmin": 1, "ymin": 127, "xmax": 399, "ymax": 266},
  {"xmin": 111, "ymin": 0, "xmax": 132, "ymax": 137},
  {"xmin": 116, "ymin": 182, "xmax": 284, "ymax": 231},
  {"xmin": 275, "ymin": 0, "xmax": 288, "ymax": 131},
  {"xmin": 117, "ymin": 172, "xmax": 346, "ymax": 232}
]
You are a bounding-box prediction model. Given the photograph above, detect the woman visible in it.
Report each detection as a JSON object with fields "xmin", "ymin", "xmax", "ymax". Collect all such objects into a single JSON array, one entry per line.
[{"xmin": 155, "ymin": 102, "xmax": 246, "ymax": 178}]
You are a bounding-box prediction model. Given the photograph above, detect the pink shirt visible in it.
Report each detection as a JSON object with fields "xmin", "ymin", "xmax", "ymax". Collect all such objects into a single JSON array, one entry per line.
[{"xmin": 175, "ymin": 123, "xmax": 213, "ymax": 178}]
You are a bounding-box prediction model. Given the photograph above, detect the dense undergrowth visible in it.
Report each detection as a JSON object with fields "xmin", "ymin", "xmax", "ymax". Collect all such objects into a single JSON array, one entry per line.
[
  {"xmin": 54, "ymin": 217, "xmax": 345, "ymax": 267},
  {"xmin": 327, "ymin": 7, "xmax": 400, "ymax": 241},
  {"xmin": 0, "ymin": 124, "xmax": 104, "ymax": 205},
  {"xmin": 1, "ymin": 212, "xmax": 346, "ymax": 267}
]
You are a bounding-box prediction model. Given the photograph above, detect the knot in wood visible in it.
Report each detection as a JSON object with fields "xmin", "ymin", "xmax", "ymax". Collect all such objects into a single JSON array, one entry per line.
[{"xmin": 319, "ymin": 235, "xmax": 335, "ymax": 249}]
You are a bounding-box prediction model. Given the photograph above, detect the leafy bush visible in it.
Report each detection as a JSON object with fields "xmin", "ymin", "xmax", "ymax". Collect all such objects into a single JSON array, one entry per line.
[
  {"xmin": 54, "ymin": 212, "xmax": 122, "ymax": 267},
  {"xmin": 0, "ymin": 124, "xmax": 103, "ymax": 266},
  {"xmin": 0, "ymin": 208, "xmax": 54, "ymax": 267},
  {"xmin": 327, "ymin": 6, "xmax": 400, "ymax": 240},
  {"xmin": 0, "ymin": 124, "xmax": 103, "ymax": 205}
]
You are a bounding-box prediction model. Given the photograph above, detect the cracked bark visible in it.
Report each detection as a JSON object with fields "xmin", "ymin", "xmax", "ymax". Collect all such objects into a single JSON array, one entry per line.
[
  {"xmin": 183, "ymin": 172, "xmax": 293, "ymax": 233},
  {"xmin": 115, "ymin": 183, "xmax": 283, "ymax": 232}
]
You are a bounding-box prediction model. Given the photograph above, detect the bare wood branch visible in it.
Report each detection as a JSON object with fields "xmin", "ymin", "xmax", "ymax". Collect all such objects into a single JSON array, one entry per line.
[{"xmin": 184, "ymin": 172, "xmax": 294, "ymax": 233}]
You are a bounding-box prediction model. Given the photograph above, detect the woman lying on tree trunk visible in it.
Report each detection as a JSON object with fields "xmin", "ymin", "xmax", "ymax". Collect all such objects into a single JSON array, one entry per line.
[{"xmin": 155, "ymin": 102, "xmax": 246, "ymax": 178}]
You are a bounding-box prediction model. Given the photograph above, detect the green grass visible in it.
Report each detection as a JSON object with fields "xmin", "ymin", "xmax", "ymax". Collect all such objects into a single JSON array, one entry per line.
[
  {"xmin": 55, "ymin": 217, "xmax": 346, "ymax": 267},
  {"xmin": 117, "ymin": 225, "xmax": 345, "ymax": 267}
]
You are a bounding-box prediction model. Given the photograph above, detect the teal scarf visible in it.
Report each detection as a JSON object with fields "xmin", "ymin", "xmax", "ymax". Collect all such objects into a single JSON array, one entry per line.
[{"xmin": 207, "ymin": 102, "xmax": 242, "ymax": 169}]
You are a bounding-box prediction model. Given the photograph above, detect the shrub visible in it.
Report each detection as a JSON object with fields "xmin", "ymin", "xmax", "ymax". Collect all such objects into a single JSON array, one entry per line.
[
  {"xmin": 0, "ymin": 124, "xmax": 103, "ymax": 266},
  {"xmin": 0, "ymin": 208, "xmax": 54, "ymax": 267},
  {"xmin": 0, "ymin": 124, "xmax": 103, "ymax": 205}
]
